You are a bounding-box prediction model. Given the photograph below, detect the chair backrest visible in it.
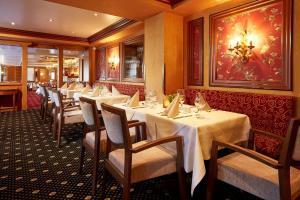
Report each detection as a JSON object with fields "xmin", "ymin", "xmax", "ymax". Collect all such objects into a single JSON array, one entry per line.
[
  {"xmin": 48, "ymin": 89, "xmax": 54, "ymax": 103},
  {"xmin": 101, "ymin": 103, "xmax": 131, "ymax": 148},
  {"xmin": 279, "ymin": 118, "xmax": 300, "ymax": 165},
  {"xmin": 39, "ymin": 85, "xmax": 46, "ymax": 97},
  {"xmin": 52, "ymin": 90, "xmax": 62, "ymax": 109},
  {"xmin": 79, "ymin": 97, "xmax": 98, "ymax": 126},
  {"xmin": 292, "ymin": 127, "xmax": 300, "ymax": 161}
]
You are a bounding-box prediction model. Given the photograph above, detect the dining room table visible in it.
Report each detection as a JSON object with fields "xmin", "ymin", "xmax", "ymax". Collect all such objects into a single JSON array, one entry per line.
[
  {"xmin": 113, "ymin": 102, "xmax": 251, "ymax": 195},
  {"xmin": 79, "ymin": 93, "xmax": 131, "ymax": 110}
]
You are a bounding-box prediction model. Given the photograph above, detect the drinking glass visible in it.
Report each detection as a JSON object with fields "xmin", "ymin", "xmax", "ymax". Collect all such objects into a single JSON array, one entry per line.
[
  {"xmin": 177, "ymin": 89, "xmax": 185, "ymax": 108},
  {"xmin": 194, "ymin": 93, "xmax": 206, "ymax": 112}
]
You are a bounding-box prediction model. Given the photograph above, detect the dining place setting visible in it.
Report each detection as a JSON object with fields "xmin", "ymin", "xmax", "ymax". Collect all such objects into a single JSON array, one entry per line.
[{"xmin": 113, "ymin": 88, "xmax": 251, "ymax": 195}]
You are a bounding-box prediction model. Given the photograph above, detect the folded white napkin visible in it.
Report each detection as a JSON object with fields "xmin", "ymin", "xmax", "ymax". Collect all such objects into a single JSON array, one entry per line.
[
  {"xmin": 100, "ymin": 86, "xmax": 110, "ymax": 96},
  {"xmin": 91, "ymin": 86, "xmax": 100, "ymax": 97},
  {"xmin": 198, "ymin": 93, "xmax": 211, "ymax": 111},
  {"xmin": 84, "ymin": 83, "xmax": 91, "ymax": 90},
  {"xmin": 81, "ymin": 86, "xmax": 90, "ymax": 95},
  {"xmin": 127, "ymin": 91, "xmax": 139, "ymax": 107},
  {"xmin": 61, "ymin": 83, "xmax": 68, "ymax": 89},
  {"xmin": 163, "ymin": 94, "xmax": 180, "ymax": 118},
  {"xmin": 67, "ymin": 83, "xmax": 76, "ymax": 90},
  {"xmin": 112, "ymin": 85, "xmax": 120, "ymax": 96},
  {"xmin": 75, "ymin": 83, "xmax": 84, "ymax": 91}
]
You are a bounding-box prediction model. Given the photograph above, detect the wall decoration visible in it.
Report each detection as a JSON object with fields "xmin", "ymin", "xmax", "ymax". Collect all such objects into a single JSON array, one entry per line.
[
  {"xmin": 188, "ymin": 17, "xmax": 204, "ymax": 86},
  {"xmin": 210, "ymin": 0, "xmax": 292, "ymax": 90},
  {"xmin": 106, "ymin": 45, "xmax": 120, "ymax": 81},
  {"xmin": 95, "ymin": 47, "xmax": 106, "ymax": 81}
]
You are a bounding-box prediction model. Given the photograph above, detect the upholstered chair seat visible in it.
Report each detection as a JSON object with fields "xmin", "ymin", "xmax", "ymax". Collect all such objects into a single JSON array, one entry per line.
[
  {"xmin": 207, "ymin": 119, "xmax": 300, "ymax": 200},
  {"xmin": 57, "ymin": 110, "xmax": 84, "ymax": 124},
  {"xmin": 109, "ymin": 140, "xmax": 177, "ymax": 183},
  {"xmin": 217, "ymin": 152, "xmax": 300, "ymax": 200}
]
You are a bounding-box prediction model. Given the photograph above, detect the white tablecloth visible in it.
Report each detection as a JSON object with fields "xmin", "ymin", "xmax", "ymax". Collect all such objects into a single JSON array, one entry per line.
[
  {"xmin": 60, "ymin": 89, "xmax": 78, "ymax": 98},
  {"xmin": 114, "ymin": 103, "xmax": 251, "ymax": 195},
  {"xmin": 81, "ymin": 94, "xmax": 130, "ymax": 110}
]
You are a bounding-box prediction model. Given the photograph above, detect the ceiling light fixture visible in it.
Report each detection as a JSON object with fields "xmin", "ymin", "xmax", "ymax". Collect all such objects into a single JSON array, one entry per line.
[
  {"xmin": 49, "ymin": 18, "xmax": 54, "ymax": 22},
  {"xmin": 94, "ymin": 13, "xmax": 98, "ymax": 16},
  {"xmin": 11, "ymin": 22, "xmax": 15, "ymax": 26}
]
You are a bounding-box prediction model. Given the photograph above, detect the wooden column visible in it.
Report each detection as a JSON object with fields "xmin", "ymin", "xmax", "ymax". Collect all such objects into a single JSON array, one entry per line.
[
  {"xmin": 21, "ymin": 45, "xmax": 28, "ymax": 110},
  {"xmin": 89, "ymin": 47, "xmax": 96, "ymax": 85},
  {"xmin": 58, "ymin": 47, "xmax": 63, "ymax": 87},
  {"xmin": 144, "ymin": 12, "xmax": 183, "ymax": 101}
]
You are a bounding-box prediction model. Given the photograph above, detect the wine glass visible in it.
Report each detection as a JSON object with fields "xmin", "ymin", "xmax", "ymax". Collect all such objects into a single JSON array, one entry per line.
[
  {"xmin": 177, "ymin": 89, "xmax": 185, "ymax": 111},
  {"xmin": 194, "ymin": 93, "xmax": 206, "ymax": 112}
]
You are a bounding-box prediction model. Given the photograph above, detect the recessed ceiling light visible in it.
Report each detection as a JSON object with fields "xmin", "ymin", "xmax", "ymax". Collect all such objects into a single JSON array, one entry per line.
[
  {"xmin": 11, "ymin": 22, "xmax": 15, "ymax": 26},
  {"xmin": 49, "ymin": 18, "xmax": 54, "ymax": 22},
  {"xmin": 94, "ymin": 13, "xmax": 98, "ymax": 16}
]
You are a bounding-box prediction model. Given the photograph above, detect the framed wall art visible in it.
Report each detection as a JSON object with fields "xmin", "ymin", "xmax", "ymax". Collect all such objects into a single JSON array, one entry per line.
[
  {"xmin": 188, "ymin": 17, "xmax": 204, "ymax": 86},
  {"xmin": 209, "ymin": 0, "xmax": 292, "ymax": 90}
]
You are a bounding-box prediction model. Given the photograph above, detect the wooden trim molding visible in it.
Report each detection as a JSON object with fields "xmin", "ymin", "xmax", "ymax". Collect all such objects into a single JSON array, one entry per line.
[
  {"xmin": 188, "ymin": 17, "xmax": 204, "ymax": 86},
  {"xmin": 156, "ymin": 0, "xmax": 185, "ymax": 7},
  {"xmin": 88, "ymin": 19, "xmax": 136, "ymax": 43},
  {"xmin": 0, "ymin": 27, "xmax": 88, "ymax": 42}
]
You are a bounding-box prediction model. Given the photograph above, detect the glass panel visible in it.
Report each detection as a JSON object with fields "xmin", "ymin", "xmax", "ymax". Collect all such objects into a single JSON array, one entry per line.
[
  {"xmin": 0, "ymin": 45, "xmax": 22, "ymax": 83},
  {"xmin": 122, "ymin": 37, "xmax": 144, "ymax": 82},
  {"xmin": 63, "ymin": 50, "xmax": 84, "ymax": 83},
  {"xmin": 27, "ymin": 47, "xmax": 58, "ymax": 88}
]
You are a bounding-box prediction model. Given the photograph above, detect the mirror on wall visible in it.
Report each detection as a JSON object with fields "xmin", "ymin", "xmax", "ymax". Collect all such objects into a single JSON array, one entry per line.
[
  {"xmin": 121, "ymin": 35, "xmax": 144, "ymax": 82},
  {"xmin": 0, "ymin": 45, "xmax": 22, "ymax": 83}
]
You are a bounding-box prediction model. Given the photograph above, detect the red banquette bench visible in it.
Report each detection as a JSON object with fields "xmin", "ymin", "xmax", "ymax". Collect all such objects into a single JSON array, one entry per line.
[{"xmin": 185, "ymin": 89, "xmax": 296, "ymax": 159}]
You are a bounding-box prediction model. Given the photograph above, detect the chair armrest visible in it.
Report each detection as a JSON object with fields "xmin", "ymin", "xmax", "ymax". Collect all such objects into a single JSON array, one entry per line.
[
  {"xmin": 63, "ymin": 105, "xmax": 80, "ymax": 110},
  {"xmin": 128, "ymin": 121, "xmax": 145, "ymax": 128},
  {"xmin": 251, "ymin": 129, "xmax": 284, "ymax": 141},
  {"xmin": 248, "ymin": 129, "xmax": 284, "ymax": 149},
  {"xmin": 213, "ymin": 140, "xmax": 282, "ymax": 169},
  {"xmin": 128, "ymin": 120, "xmax": 139, "ymax": 124},
  {"xmin": 128, "ymin": 121, "xmax": 147, "ymax": 140},
  {"xmin": 130, "ymin": 135, "xmax": 182, "ymax": 153}
]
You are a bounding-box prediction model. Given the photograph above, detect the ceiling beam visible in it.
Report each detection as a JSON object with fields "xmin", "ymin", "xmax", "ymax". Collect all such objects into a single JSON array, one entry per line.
[{"xmin": 88, "ymin": 18, "xmax": 136, "ymax": 43}]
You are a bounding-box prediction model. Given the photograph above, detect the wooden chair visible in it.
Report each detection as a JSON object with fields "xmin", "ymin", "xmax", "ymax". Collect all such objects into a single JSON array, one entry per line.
[
  {"xmin": 39, "ymin": 85, "xmax": 48, "ymax": 120},
  {"xmin": 100, "ymin": 103, "xmax": 187, "ymax": 200},
  {"xmin": 52, "ymin": 90, "xmax": 84, "ymax": 147},
  {"xmin": 48, "ymin": 88, "xmax": 77, "ymax": 132},
  {"xmin": 207, "ymin": 118, "xmax": 300, "ymax": 200},
  {"xmin": 78, "ymin": 97, "xmax": 106, "ymax": 195}
]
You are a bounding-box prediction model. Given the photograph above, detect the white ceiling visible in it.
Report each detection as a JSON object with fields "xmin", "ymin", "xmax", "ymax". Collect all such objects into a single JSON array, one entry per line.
[{"xmin": 0, "ymin": 0, "xmax": 122, "ymax": 38}]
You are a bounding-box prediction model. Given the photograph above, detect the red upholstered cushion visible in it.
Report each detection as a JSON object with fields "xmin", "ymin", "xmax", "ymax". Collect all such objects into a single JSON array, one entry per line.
[
  {"xmin": 185, "ymin": 89, "xmax": 296, "ymax": 158},
  {"xmin": 94, "ymin": 82, "xmax": 145, "ymax": 100}
]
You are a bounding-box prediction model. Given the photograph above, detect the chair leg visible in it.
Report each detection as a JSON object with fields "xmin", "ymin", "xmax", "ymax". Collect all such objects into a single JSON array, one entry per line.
[
  {"xmin": 49, "ymin": 116, "xmax": 53, "ymax": 132},
  {"xmin": 43, "ymin": 106, "xmax": 47, "ymax": 122},
  {"xmin": 92, "ymin": 150, "xmax": 99, "ymax": 196},
  {"xmin": 57, "ymin": 121, "xmax": 62, "ymax": 147},
  {"xmin": 123, "ymin": 181, "xmax": 131, "ymax": 200},
  {"xmin": 101, "ymin": 167, "xmax": 108, "ymax": 200},
  {"xmin": 79, "ymin": 144, "xmax": 85, "ymax": 175},
  {"xmin": 206, "ymin": 161, "xmax": 218, "ymax": 200},
  {"xmin": 177, "ymin": 168, "xmax": 187, "ymax": 200}
]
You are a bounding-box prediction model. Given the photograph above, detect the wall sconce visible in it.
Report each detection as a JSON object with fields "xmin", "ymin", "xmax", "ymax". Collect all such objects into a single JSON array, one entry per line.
[
  {"xmin": 228, "ymin": 29, "xmax": 255, "ymax": 64},
  {"xmin": 108, "ymin": 56, "xmax": 119, "ymax": 70}
]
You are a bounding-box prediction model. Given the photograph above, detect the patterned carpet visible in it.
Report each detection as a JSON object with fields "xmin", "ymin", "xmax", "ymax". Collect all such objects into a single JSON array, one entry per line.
[{"xmin": 0, "ymin": 109, "xmax": 261, "ymax": 200}]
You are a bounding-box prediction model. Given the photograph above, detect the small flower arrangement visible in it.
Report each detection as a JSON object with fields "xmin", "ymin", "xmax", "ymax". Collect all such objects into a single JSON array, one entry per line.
[{"xmin": 167, "ymin": 93, "xmax": 177, "ymax": 103}]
